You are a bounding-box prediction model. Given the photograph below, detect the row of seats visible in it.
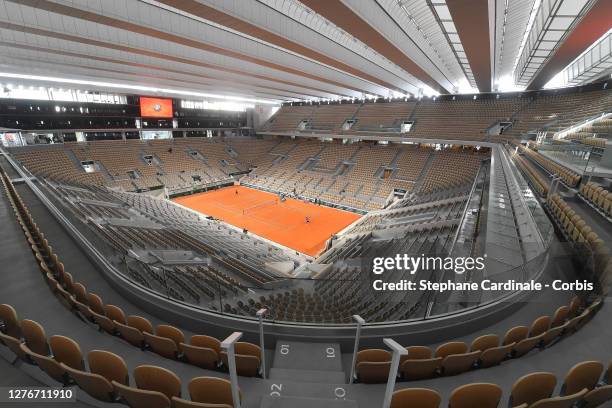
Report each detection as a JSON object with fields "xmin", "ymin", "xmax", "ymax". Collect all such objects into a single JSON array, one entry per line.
[
  {"xmin": 0, "ymin": 168, "xmax": 263, "ymax": 378},
  {"xmin": 389, "ymin": 360, "xmax": 611, "ymax": 408},
  {"xmin": 355, "ymin": 296, "xmax": 600, "ymax": 383},
  {"xmin": 0, "ymin": 305, "xmax": 238, "ymax": 408},
  {"xmin": 579, "ymin": 182, "xmax": 612, "ymax": 218},
  {"xmin": 513, "ymin": 152, "xmax": 549, "ymax": 197},
  {"xmin": 517, "ymin": 145, "xmax": 580, "ymax": 187}
]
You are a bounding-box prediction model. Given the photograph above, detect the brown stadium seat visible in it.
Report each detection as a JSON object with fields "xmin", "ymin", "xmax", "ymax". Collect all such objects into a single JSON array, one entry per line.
[
  {"xmin": 62, "ymin": 350, "xmax": 128, "ymax": 402},
  {"xmin": 562, "ymin": 361, "xmax": 604, "ymax": 395},
  {"xmin": 354, "ymin": 349, "xmax": 391, "ymax": 384},
  {"xmin": 133, "ymin": 365, "xmax": 181, "ymax": 400},
  {"xmin": 144, "ymin": 325, "xmax": 185, "ymax": 359},
  {"xmin": 448, "ymin": 383, "xmax": 502, "ymax": 408},
  {"xmin": 50, "ymin": 335, "xmax": 84, "ymax": 371},
  {"xmin": 441, "ymin": 350, "xmax": 481, "ymax": 376},
  {"xmin": 87, "ymin": 293, "xmax": 105, "ymax": 315},
  {"xmin": 480, "ymin": 343, "xmax": 514, "ymax": 368},
  {"xmin": 115, "ymin": 315, "xmax": 153, "ymax": 348},
  {"xmin": 181, "ymin": 335, "xmax": 222, "ymax": 369},
  {"xmin": 0, "ymin": 331, "xmax": 28, "ymax": 361},
  {"xmin": 220, "ymin": 342, "xmax": 261, "ymax": 377},
  {"xmin": 583, "ymin": 385, "xmax": 612, "ymax": 408},
  {"xmin": 470, "ymin": 334, "xmax": 499, "ymax": 352},
  {"xmin": 541, "ymin": 323, "xmax": 566, "ymax": 347},
  {"xmin": 0, "ymin": 304, "xmax": 21, "ymax": 339},
  {"xmin": 550, "ymin": 306, "xmax": 569, "ymax": 328},
  {"xmin": 510, "ymin": 372, "xmax": 557, "ymax": 407},
  {"xmin": 89, "ymin": 350, "xmax": 129, "ymax": 386},
  {"xmin": 112, "ymin": 380, "xmax": 171, "ymax": 408},
  {"xmin": 390, "ymin": 387, "xmax": 441, "ymax": 408},
  {"xmin": 400, "ymin": 357, "xmax": 443, "ymax": 380},
  {"xmin": 513, "ymin": 333, "xmax": 545, "ymax": 357},
  {"xmin": 568, "ymin": 296, "xmax": 582, "ymax": 318},
  {"xmin": 399, "ymin": 346, "xmax": 432, "ymax": 367},
  {"xmin": 105, "ymin": 305, "xmax": 127, "ymax": 326},
  {"xmin": 20, "ymin": 319, "xmax": 49, "ymax": 356},
  {"xmin": 179, "ymin": 376, "xmax": 239, "ymax": 407},
  {"xmin": 72, "ymin": 282, "xmax": 88, "ymax": 304},
  {"xmin": 504, "ymin": 326, "xmax": 529, "ymax": 346},
  {"xmin": 23, "ymin": 345, "xmax": 67, "ymax": 383},
  {"xmin": 529, "ymin": 388, "xmax": 587, "ymax": 408},
  {"xmin": 435, "ymin": 341, "xmax": 467, "ymax": 358},
  {"xmin": 529, "ymin": 316, "xmax": 551, "ymax": 337}
]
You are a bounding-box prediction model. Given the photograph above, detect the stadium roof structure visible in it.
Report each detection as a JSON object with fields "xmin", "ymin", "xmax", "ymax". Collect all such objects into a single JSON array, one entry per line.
[{"xmin": 0, "ymin": 0, "xmax": 610, "ymax": 103}]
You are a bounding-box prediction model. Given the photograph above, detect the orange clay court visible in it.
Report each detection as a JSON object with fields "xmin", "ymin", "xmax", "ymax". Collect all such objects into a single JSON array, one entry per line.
[{"xmin": 173, "ymin": 185, "xmax": 361, "ymax": 256}]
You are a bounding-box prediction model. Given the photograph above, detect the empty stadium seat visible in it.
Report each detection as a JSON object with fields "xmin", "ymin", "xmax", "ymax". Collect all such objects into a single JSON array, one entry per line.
[
  {"xmin": 390, "ymin": 388, "xmax": 441, "ymax": 408},
  {"xmin": 510, "ymin": 372, "xmax": 557, "ymax": 407},
  {"xmin": 20, "ymin": 319, "xmax": 49, "ymax": 356},
  {"xmin": 355, "ymin": 349, "xmax": 392, "ymax": 384},
  {"xmin": 144, "ymin": 325, "xmax": 185, "ymax": 360},
  {"xmin": 448, "ymin": 383, "xmax": 502, "ymax": 408},
  {"xmin": 181, "ymin": 335, "xmax": 221, "ymax": 369},
  {"xmin": 562, "ymin": 361, "xmax": 604, "ymax": 395},
  {"xmin": 115, "ymin": 315, "xmax": 153, "ymax": 348},
  {"xmin": 0, "ymin": 303, "xmax": 21, "ymax": 339},
  {"xmin": 528, "ymin": 388, "xmax": 587, "ymax": 408},
  {"xmin": 220, "ymin": 342, "xmax": 261, "ymax": 377}
]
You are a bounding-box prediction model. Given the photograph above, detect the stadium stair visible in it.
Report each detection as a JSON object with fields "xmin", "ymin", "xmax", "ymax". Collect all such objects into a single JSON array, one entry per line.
[{"xmin": 261, "ymin": 340, "xmax": 357, "ymax": 407}]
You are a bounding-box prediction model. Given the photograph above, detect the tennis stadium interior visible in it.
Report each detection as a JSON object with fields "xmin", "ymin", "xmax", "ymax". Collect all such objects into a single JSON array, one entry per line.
[{"xmin": 0, "ymin": 0, "xmax": 611, "ymax": 407}]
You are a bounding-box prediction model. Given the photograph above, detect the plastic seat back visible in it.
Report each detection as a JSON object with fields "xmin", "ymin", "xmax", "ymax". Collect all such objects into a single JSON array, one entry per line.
[
  {"xmin": 88, "ymin": 350, "xmax": 129, "ymax": 385},
  {"xmin": 20, "ymin": 319, "xmax": 49, "ymax": 356},
  {"xmin": 134, "ymin": 365, "xmax": 181, "ymax": 400},
  {"xmin": 112, "ymin": 380, "xmax": 170, "ymax": 408},
  {"xmin": 400, "ymin": 358, "xmax": 442, "ymax": 380},
  {"xmin": 50, "ymin": 335, "xmax": 83, "ymax": 370},
  {"xmin": 189, "ymin": 376, "xmax": 237, "ymax": 406},
  {"xmin": 435, "ymin": 341, "xmax": 467, "ymax": 358},
  {"xmin": 0, "ymin": 304, "xmax": 21, "ymax": 339},
  {"xmin": 510, "ymin": 372, "xmax": 557, "ymax": 407},
  {"xmin": 530, "ymin": 388, "xmax": 587, "ymax": 408},
  {"xmin": 449, "ymin": 383, "xmax": 502, "ymax": 408},
  {"xmin": 390, "ymin": 388, "xmax": 441, "ymax": 408},
  {"xmin": 563, "ymin": 361, "xmax": 604, "ymax": 395}
]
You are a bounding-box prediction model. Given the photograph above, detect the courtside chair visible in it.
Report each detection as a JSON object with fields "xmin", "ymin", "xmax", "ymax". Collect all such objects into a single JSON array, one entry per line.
[
  {"xmin": 390, "ymin": 388, "xmax": 441, "ymax": 408},
  {"xmin": 448, "ymin": 383, "xmax": 502, "ymax": 408},
  {"xmin": 510, "ymin": 372, "xmax": 557, "ymax": 408}
]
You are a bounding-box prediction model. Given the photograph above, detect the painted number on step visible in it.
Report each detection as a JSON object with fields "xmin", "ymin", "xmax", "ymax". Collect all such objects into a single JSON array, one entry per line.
[
  {"xmin": 280, "ymin": 344, "xmax": 290, "ymax": 355},
  {"xmin": 326, "ymin": 346, "xmax": 336, "ymax": 358},
  {"xmin": 334, "ymin": 387, "xmax": 346, "ymax": 400},
  {"xmin": 270, "ymin": 384, "xmax": 282, "ymax": 397}
]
